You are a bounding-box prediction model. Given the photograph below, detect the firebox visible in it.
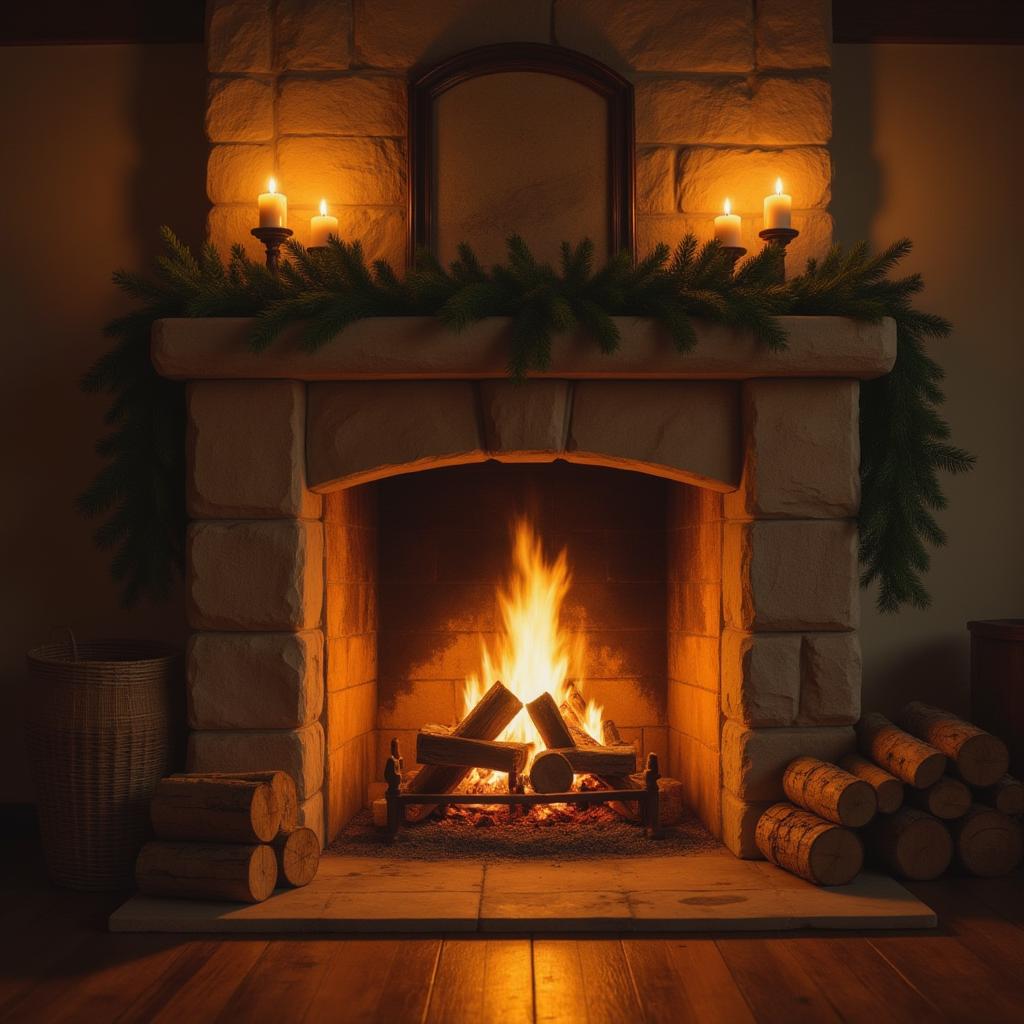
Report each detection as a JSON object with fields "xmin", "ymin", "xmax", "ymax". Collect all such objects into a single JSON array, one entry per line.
[{"xmin": 167, "ymin": 313, "xmax": 892, "ymax": 859}]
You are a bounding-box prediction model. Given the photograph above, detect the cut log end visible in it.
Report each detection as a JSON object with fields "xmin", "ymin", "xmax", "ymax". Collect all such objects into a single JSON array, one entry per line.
[
  {"xmin": 529, "ymin": 750, "xmax": 574, "ymax": 794},
  {"xmin": 953, "ymin": 805, "xmax": 1024, "ymax": 877},
  {"xmin": 273, "ymin": 827, "xmax": 320, "ymax": 887},
  {"xmin": 783, "ymin": 756, "xmax": 877, "ymax": 828},
  {"xmin": 906, "ymin": 777, "xmax": 971, "ymax": 820},
  {"xmin": 977, "ymin": 775, "xmax": 1024, "ymax": 816},
  {"xmin": 857, "ymin": 713, "xmax": 947, "ymax": 789},
  {"xmin": 838, "ymin": 753, "xmax": 904, "ymax": 814},
  {"xmin": 755, "ymin": 803, "xmax": 863, "ymax": 887},
  {"xmin": 868, "ymin": 807, "xmax": 953, "ymax": 881},
  {"xmin": 901, "ymin": 702, "xmax": 1009, "ymax": 787}
]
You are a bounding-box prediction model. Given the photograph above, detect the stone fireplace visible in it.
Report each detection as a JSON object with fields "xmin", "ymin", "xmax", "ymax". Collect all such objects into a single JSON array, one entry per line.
[{"xmin": 160, "ymin": 313, "xmax": 894, "ymax": 856}]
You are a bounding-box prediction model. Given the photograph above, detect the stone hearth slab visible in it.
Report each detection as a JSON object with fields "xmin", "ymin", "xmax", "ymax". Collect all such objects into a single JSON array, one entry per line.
[{"xmin": 109, "ymin": 853, "xmax": 936, "ymax": 933}]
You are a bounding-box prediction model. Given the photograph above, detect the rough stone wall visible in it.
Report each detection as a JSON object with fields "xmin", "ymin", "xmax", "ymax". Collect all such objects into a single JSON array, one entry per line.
[
  {"xmin": 323, "ymin": 486, "xmax": 379, "ymax": 836},
  {"xmin": 375, "ymin": 463, "xmax": 669, "ymax": 776},
  {"xmin": 204, "ymin": 0, "xmax": 833, "ymax": 268}
]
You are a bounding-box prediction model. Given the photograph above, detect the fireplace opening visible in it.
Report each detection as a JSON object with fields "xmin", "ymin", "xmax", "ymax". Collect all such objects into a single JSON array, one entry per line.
[{"xmin": 322, "ymin": 461, "xmax": 724, "ymax": 849}]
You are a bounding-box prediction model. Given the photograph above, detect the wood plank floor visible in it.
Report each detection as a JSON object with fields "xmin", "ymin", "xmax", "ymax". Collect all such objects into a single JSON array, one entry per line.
[{"xmin": 1, "ymin": 841, "xmax": 1022, "ymax": 1023}]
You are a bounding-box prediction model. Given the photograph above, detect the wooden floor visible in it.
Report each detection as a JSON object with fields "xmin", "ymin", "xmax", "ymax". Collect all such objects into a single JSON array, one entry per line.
[{"xmin": 2, "ymin": 840, "xmax": 1023, "ymax": 1023}]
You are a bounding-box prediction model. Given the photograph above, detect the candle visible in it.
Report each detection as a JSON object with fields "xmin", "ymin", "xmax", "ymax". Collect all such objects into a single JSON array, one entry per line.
[
  {"xmin": 257, "ymin": 177, "xmax": 287, "ymax": 228},
  {"xmin": 764, "ymin": 177, "xmax": 792, "ymax": 230},
  {"xmin": 714, "ymin": 198, "xmax": 742, "ymax": 248},
  {"xmin": 310, "ymin": 198, "xmax": 338, "ymax": 247}
]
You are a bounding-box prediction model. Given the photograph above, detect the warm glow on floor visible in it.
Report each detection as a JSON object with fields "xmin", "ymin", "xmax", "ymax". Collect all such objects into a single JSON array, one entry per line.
[{"xmin": 462, "ymin": 518, "xmax": 604, "ymax": 786}]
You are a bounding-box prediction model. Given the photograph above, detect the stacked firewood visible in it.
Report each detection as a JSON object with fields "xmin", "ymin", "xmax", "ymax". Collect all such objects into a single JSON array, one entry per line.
[
  {"xmin": 756, "ymin": 703, "xmax": 1023, "ymax": 886},
  {"xmin": 135, "ymin": 771, "xmax": 320, "ymax": 904},
  {"xmin": 377, "ymin": 679, "xmax": 686, "ymax": 827}
]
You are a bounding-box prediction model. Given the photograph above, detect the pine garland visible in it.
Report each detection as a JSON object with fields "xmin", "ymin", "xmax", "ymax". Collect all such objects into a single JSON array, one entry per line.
[{"xmin": 82, "ymin": 229, "xmax": 972, "ymax": 611}]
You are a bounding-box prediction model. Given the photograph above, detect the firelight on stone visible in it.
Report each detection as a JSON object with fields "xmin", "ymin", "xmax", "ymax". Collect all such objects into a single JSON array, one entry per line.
[
  {"xmin": 310, "ymin": 198, "xmax": 338, "ymax": 247},
  {"xmin": 714, "ymin": 198, "xmax": 742, "ymax": 248},
  {"xmin": 764, "ymin": 178, "xmax": 792, "ymax": 230},
  {"xmin": 257, "ymin": 177, "xmax": 287, "ymax": 228}
]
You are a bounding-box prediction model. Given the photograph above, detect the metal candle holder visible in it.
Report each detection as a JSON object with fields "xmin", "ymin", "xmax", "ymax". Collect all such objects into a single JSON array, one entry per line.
[
  {"xmin": 758, "ymin": 227, "xmax": 800, "ymax": 249},
  {"xmin": 722, "ymin": 245, "xmax": 747, "ymax": 265},
  {"xmin": 250, "ymin": 226, "xmax": 294, "ymax": 272}
]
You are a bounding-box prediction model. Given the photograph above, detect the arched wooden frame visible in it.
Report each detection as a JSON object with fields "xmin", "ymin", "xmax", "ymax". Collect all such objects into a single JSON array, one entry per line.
[{"xmin": 408, "ymin": 43, "xmax": 635, "ymax": 263}]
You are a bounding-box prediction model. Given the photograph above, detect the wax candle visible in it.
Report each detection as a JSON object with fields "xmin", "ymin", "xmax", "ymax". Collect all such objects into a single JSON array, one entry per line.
[
  {"xmin": 258, "ymin": 177, "xmax": 287, "ymax": 228},
  {"xmin": 310, "ymin": 198, "xmax": 339, "ymax": 247},
  {"xmin": 764, "ymin": 177, "xmax": 792, "ymax": 230},
  {"xmin": 714, "ymin": 198, "xmax": 742, "ymax": 248}
]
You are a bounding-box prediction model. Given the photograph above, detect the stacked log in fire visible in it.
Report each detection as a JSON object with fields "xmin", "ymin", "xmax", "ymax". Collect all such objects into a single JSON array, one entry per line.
[
  {"xmin": 756, "ymin": 702, "xmax": 1023, "ymax": 886},
  {"xmin": 135, "ymin": 771, "xmax": 320, "ymax": 904},
  {"xmin": 377, "ymin": 680, "xmax": 685, "ymax": 828}
]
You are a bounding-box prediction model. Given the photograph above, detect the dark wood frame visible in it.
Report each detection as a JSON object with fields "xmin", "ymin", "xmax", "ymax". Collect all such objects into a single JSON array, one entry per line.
[{"xmin": 407, "ymin": 42, "xmax": 635, "ymax": 263}]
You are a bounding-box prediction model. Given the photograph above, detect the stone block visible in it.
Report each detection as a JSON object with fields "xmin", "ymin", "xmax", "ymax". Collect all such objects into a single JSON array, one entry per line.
[
  {"xmin": 721, "ymin": 721, "xmax": 855, "ymax": 801},
  {"xmin": 188, "ymin": 630, "xmax": 324, "ymax": 730},
  {"xmin": 276, "ymin": 0, "xmax": 352, "ymax": 70},
  {"xmin": 328, "ymin": 680, "xmax": 377, "ymax": 746},
  {"xmin": 750, "ymin": 76, "xmax": 831, "ymax": 146},
  {"xmin": 636, "ymin": 78, "xmax": 749, "ymax": 145},
  {"xmin": 479, "ymin": 380, "xmax": 571, "ymax": 459},
  {"xmin": 284, "ymin": 205, "xmax": 406, "ymax": 269},
  {"xmin": 556, "ymin": 0, "xmax": 754, "ymax": 73},
  {"xmin": 325, "ymin": 522, "xmax": 376, "ymax": 584},
  {"xmin": 721, "ymin": 790, "xmax": 771, "ymax": 858},
  {"xmin": 757, "ymin": 0, "xmax": 832, "ymax": 69},
  {"xmin": 277, "ymin": 136, "xmax": 405, "ymax": 207},
  {"xmin": 724, "ymin": 380, "xmax": 859, "ymax": 520},
  {"xmin": 188, "ymin": 381, "xmax": 320, "ymax": 518},
  {"xmin": 676, "ymin": 147, "xmax": 831, "ymax": 213},
  {"xmin": 188, "ymin": 520, "xmax": 323, "ymax": 631},
  {"xmin": 569, "ymin": 381, "xmax": 740, "ymax": 489},
  {"xmin": 205, "ymin": 77, "xmax": 274, "ymax": 143},
  {"xmin": 278, "ymin": 75, "xmax": 406, "ymax": 137},
  {"xmin": 377, "ymin": 680, "xmax": 459, "ymax": 731},
  {"xmin": 799, "ymin": 633, "xmax": 861, "ymax": 725},
  {"xmin": 325, "ymin": 582, "xmax": 378, "ymax": 638},
  {"xmin": 671, "ymin": 730, "xmax": 722, "ymax": 836},
  {"xmin": 207, "ymin": 143, "xmax": 274, "ymax": 204},
  {"xmin": 188, "ymin": 722, "xmax": 325, "ymax": 800},
  {"xmin": 636, "ymin": 148, "xmax": 676, "ymax": 214},
  {"xmin": 354, "ymin": 0, "xmax": 550, "ymax": 69},
  {"xmin": 668, "ymin": 633, "xmax": 719, "ymax": 692},
  {"xmin": 667, "ymin": 680, "xmax": 720, "ymax": 748},
  {"xmin": 667, "ymin": 580, "xmax": 720, "ymax": 637},
  {"xmin": 207, "ymin": 205, "xmax": 265, "ymax": 261},
  {"xmin": 299, "ymin": 789, "xmax": 325, "ymax": 847},
  {"xmin": 306, "ymin": 381, "xmax": 485, "ymax": 489},
  {"xmin": 721, "ymin": 630, "xmax": 801, "ymax": 727},
  {"xmin": 723, "ymin": 520, "xmax": 858, "ymax": 632},
  {"xmin": 327, "ymin": 634, "xmax": 377, "ymax": 691},
  {"xmin": 208, "ymin": 0, "xmax": 272, "ymax": 72}
]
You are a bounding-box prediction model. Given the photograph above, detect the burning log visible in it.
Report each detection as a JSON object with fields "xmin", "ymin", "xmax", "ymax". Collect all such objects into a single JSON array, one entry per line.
[
  {"xmin": 135, "ymin": 841, "xmax": 278, "ymax": 903},
  {"xmin": 904, "ymin": 776, "xmax": 972, "ymax": 820},
  {"xmin": 856, "ymin": 712, "xmax": 946, "ymax": 788},
  {"xmin": 272, "ymin": 826, "xmax": 320, "ymax": 887},
  {"xmin": 866, "ymin": 806, "xmax": 953, "ymax": 880},
  {"xmin": 529, "ymin": 751, "xmax": 574, "ymax": 793},
  {"xmin": 549, "ymin": 745, "xmax": 638, "ymax": 776},
  {"xmin": 525, "ymin": 692, "xmax": 576, "ymax": 749},
  {"xmin": 900, "ymin": 702, "xmax": 1009, "ymax": 787},
  {"xmin": 150, "ymin": 777, "xmax": 281, "ymax": 843},
  {"xmin": 976, "ymin": 774, "xmax": 1024, "ymax": 816},
  {"xmin": 415, "ymin": 732, "xmax": 529, "ymax": 774},
  {"xmin": 952, "ymin": 805, "xmax": 1024, "ymax": 877},
  {"xmin": 176, "ymin": 770, "xmax": 298, "ymax": 830},
  {"xmin": 838, "ymin": 754, "xmax": 904, "ymax": 814},
  {"xmin": 402, "ymin": 680, "xmax": 522, "ymax": 822},
  {"xmin": 783, "ymin": 757, "xmax": 877, "ymax": 828},
  {"xmin": 755, "ymin": 803, "xmax": 863, "ymax": 886}
]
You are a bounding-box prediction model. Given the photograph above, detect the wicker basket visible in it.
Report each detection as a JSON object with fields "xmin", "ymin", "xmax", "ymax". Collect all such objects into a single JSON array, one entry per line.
[{"xmin": 26, "ymin": 639, "xmax": 176, "ymax": 890}]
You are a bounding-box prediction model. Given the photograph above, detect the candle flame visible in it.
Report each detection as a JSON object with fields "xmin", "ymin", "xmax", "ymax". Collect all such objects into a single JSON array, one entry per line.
[
  {"xmin": 723, "ymin": 198, "xmax": 731, "ymax": 215},
  {"xmin": 267, "ymin": 176, "xmax": 277, "ymax": 194},
  {"xmin": 319, "ymin": 198, "xmax": 328, "ymax": 216},
  {"xmin": 775, "ymin": 177, "xmax": 783, "ymax": 196}
]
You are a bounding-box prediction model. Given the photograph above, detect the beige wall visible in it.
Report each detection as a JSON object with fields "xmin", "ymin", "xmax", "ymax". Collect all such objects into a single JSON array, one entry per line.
[
  {"xmin": 0, "ymin": 45, "xmax": 206, "ymax": 801},
  {"xmin": 832, "ymin": 44, "xmax": 1024, "ymax": 717}
]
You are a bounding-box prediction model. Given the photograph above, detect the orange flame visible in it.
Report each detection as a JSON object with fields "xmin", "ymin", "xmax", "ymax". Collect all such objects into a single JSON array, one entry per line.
[{"xmin": 462, "ymin": 518, "xmax": 604, "ymax": 788}]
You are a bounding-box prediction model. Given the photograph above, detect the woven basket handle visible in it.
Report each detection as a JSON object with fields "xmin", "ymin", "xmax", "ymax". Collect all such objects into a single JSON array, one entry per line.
[{"xmin": 48, "ymin": 626, "xmax": 79, "ymax": 662}]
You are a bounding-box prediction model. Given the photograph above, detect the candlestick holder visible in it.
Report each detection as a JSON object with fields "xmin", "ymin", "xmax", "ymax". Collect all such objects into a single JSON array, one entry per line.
[
  {"xmin": 758, "ymin": 227, "xmax": 800, "ymax": 249},
  {"xmin": 251, "ymin": 226, "xmax": 294, "ymax": 272},
  {"xmin": 722, "ymin": 245, "xmax": 747, "ymax": 266}
]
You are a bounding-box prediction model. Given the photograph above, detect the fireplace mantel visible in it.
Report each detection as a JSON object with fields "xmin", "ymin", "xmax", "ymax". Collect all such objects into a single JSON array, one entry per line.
[{"xmin": 152, "ymin": 316, "xmax": 896, "ymax": 382}]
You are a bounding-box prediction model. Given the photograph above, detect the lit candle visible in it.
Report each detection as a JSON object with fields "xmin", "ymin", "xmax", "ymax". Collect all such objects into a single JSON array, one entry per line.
[
  {"xmin": 764, "ymin": 177, "xmax": 792, "ymax": 230},
  {"xmin": 713, "ymin": 198, "xmax": 742, "ymax": 248},
  {"xmin": 310, "ymin": 198, "xmax": 338, "ymax": 247},
  {"xmin": 257, "ymin": 177, "xmax": 287, "ymax": 228}
]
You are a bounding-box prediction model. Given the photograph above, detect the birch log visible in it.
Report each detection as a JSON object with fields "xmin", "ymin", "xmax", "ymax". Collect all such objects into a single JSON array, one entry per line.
[
  {"xmin": 838, "ymin": 754, "xmax": 904, "ymax": 814},
  {"xmin": 783, "ymin": 757, "xmax": 877, "ymax": 827},
  {"xmin": 272, "ymin": 827, "xmax": 320, "ymax": 887},
  {"xmin": 135, "ymin": 842, "xmax": 278, "ymax": 903},
  {"xmin": 976, "ymin": 775, "xmax": 1024, "ymax": 816},
  {"xmin": 177, "ymin": 771, "xmax": 298, "ymax": 830},
  {"xmin": 856, "ymin": 712, "xmax": 946, "ymax": 788},
  {"xmin": 867, "ymin": 807, "xmax": 952, "ymax": 880},
  {"xmin": 755, "ymin": 803, "xmax": 863, "ymax": 886},
  {"xmin": 901, "ymin": 702, "xmax": 1009, "ymax": 787},
  {"xmin": 952, "ymin": 805, "xmax": 1024, "ymax": 877},
  {"xmin": 150, "ymin": 778, "xmax": 281, "ymax": 843},
  {"xmin": 904, "ymin": 777, "xmax": 972, "ymax": 820}
]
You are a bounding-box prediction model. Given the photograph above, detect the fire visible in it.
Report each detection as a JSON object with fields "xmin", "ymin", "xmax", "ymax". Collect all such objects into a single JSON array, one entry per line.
[{"xmin": 462, "ymin": 518, "xmax": 604, "ymax": 787}]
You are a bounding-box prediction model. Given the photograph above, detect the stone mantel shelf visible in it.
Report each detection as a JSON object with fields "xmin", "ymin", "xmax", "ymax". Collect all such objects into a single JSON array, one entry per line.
[{"xmin": 152, "ymin": 316, "xmax": 896, "ymax": 382}]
